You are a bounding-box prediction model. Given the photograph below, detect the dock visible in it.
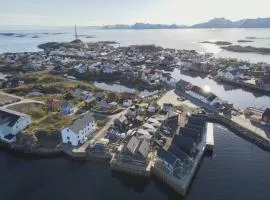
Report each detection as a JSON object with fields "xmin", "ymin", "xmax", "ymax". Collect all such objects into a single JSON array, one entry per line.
[
  {"xmin": 206, "ymin": 122, "xmax": 214, "ymax": 151},
  {"xmin": 152, "ymin": 122, "xmax": 209, "ymax": 196},
  {"xmin": 110, "ymin": 153, "xmax": 152, "ymax": 177}
]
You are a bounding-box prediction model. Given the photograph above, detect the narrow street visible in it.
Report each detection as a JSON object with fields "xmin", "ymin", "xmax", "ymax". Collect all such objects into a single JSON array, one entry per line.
[{"xmin": 73, "ymin": 109, "xmax": 127, "ymax": 153}]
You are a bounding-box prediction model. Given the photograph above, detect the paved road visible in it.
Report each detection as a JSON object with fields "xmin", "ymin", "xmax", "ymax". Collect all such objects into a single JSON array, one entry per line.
[{"xmin": 73, "ymin": 109, "xmax": 127, "ymax": 153}]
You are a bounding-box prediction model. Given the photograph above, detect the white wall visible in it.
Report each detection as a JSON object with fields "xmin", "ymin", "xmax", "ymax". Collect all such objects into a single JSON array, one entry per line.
[
  {"xmin": 61, "ymin": 121, "xmax": 97, "ymax": 146},
  {"xmin": 0, "ymin": 116, "xmax": 31, "ymax": 137}
]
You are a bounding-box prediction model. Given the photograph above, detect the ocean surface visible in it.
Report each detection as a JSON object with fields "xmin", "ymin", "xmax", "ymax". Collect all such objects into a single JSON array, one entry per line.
[
  {"xmin": 1, "ymin": 125, "xmax": 270, "ymax": 200},
  {"xmin": 1, "ymin": 27, "xmax": 270, "ymax": 63},
  {"xmin": 1, "ymin": 27, "xmax": 270, "ymax": 200}
]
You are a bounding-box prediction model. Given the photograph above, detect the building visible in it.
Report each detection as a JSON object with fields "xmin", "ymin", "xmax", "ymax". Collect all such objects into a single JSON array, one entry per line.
[
  {"xmin": 74, "ymin": 63, "xmax": 87, "ymax": 74},
  {"xmin": 262, "ymin": 108, "xmax": 270, "ymax": 123},
  {"xmin": 162, "ymin": 103, "xmax": 175, "ymax": 113},
  {"xmin": 116, "ymin": 136, "xmax": 150, "ymax": 166},
  {"xmin": 123, "ymin": 99, "xmax": 133, "ymax": 107},
  {"xmin": 185, "ymin": 85, "xmax": 222, "ymax": 106},
  {"xmin": 60, "ymin": 103, "xmax": 74, "ymax": 115},
  {"xmin": 72, "ymin": 88, "xmax": 93, "ymax": 100},
  {"xmin": 61, "ymin": 112, "xmax": 96, "ymax": 146},
  {"xmin": 103, "ymin": 66, "xmax": 114, "ymax": 73},
  {"xmin": 176, "ymin": 79, "xmax": 190, "ymax": 92},
  {"xmin": 156, "ymin": 148, "xmax": 192, "ymax": 178},
  {"xmin": 148, "ymin": 103, "xmax": 159, "ymax": 113},
  {"xmin": 171, "ymin": 135, "xmax": 196, "ymax": 156},
  {"xmin": 0, "ymin": 108, "xmax": 31, "ymax": 142}
]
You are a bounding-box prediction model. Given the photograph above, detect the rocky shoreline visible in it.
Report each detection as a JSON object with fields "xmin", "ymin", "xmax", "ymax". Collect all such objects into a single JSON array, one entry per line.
[{"xmin": 0, "ymin": 141, "xmax": 63, "ymax": 158}]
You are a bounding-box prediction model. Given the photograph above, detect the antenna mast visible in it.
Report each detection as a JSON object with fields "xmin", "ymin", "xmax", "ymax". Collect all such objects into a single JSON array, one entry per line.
[{"xmin": 75, "ymin": 24, "xmax": 78, "ymax": 40}]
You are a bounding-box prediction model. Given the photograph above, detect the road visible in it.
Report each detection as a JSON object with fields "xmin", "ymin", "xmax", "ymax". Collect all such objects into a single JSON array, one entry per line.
[
  {"xmin": 0, "ymin": 91, "xmax": 45, "ymax": 108},
  {"xmin": 2, "ymin": 99, "xmax": 45, "ymax": 108},
  {"xmin": 157, "ymin": 89, "xmax": 198, "ymax": 109},
  {"xmin": 73, "ymin": 109, "xmax": 127, "ymax": 153},
  {"xmin": 0, "ymin": 91, "xmax": 23, "ymax": 100},
  {"xmin": 232, "ymin": 115, "xmax": 270, "ymax": 141}
]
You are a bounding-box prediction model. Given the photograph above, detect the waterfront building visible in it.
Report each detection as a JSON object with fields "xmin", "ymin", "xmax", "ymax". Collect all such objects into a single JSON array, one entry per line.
[
  {"xmin": 262, "ymin": 108, "xmax": 270, "ymax": 123},
  {"xmin": 0, "ymin": 108, "xmax": 31, "ymax": 143},
  {"xmin": 60, "ymin": 103, "xmax": 74, "ymax": 115},
  {"xmin": 156, "ymin": 148, "xmax": 193, "ymax": 178},
  {"xmin": 179, "ymin": 127, "xmax": 202, "ymax": 144},
  {"xmin": 115, "ymin": 136, "xmax": 151, "ymax": 166},
  {"xmin": 171, "ymin": 135, "xmax": 196, "ymax": 156},
  {"xmin": 61, "ymin": 112, "xmax": 96, "ymax": 146},
  {"xmin": 176, "ymin": 79, "xmax": 190, "ymax": 92},
  {"xmin": 162, "ymin": 103, "xmax": 175, "ymax": 113},
  {"xmin": 74, "ymin": 63, "xmax": 87, "ymax": 74}
]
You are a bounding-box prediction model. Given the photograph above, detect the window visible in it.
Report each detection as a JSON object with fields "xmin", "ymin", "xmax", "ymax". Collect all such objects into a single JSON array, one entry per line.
[
  {"xmin": 67, "ymin": 136, "xmax": 70, "ymax": 140},
  {"xmin": 67, "ymin": 129, "xmax": 69, "ymax": 132}
]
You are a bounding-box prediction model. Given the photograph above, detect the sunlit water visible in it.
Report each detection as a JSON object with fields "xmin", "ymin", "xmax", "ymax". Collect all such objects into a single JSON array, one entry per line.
[
  {"xmin": 1, "ymin": 125, "xmax": 270, "ymax": 200},
  {"xmin": 1, "ymin": 27, "xmax": 270, "ymax": 200},
  {"xmin": 1, "ymin": 27, "xmax": 270, "ymax": 63}
]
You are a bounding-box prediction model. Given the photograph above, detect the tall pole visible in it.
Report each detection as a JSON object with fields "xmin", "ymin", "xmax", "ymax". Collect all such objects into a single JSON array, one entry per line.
[{"xmin": 75, "ymin": 24, "xmax": 77, "ymax": 40}]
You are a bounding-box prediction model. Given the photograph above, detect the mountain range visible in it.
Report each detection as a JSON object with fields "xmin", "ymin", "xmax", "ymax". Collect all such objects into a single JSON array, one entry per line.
[{"xmin": 101, "ymin": 17, "xmax": 270, "ymax": 29}]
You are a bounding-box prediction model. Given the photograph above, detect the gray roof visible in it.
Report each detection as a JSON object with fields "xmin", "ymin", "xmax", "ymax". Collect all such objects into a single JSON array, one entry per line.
[
  {"xmin": 126, "ymin": 136, "xmax": 140, "ymax": 154},
  {"xmin": 138, "ymin": 139, "xmax": 150, "ymax": 158},
  {"xmin": 68, "ymin": 112, "xmax": 95, "ymax": 133},
  {"xmin": 0, "ymin": 108, "xmax": 30, "ymax": 127}
]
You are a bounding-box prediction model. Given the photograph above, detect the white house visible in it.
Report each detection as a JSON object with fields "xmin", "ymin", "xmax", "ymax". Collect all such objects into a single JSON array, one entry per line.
[
  {"xmin": 123, "ymin": 99, "xmax": 133, "ymax": 107},
  {"xmin": 61, "ymin": 112, "xmax": 96, "ymax": 146},
  {"xmin": 103, "ymin": 66, "xmax": 114, "ymax": 73},
  {"xmin": 0, "ymin": 108, "xmax": 32, "ymax": 143},
  {"xmin": 74, "ymin": 63, "xmax": 87, "ymax": 74},
  {"xmin": 223, "ymin": 71, "xmax": 235, "ymax": 81}
]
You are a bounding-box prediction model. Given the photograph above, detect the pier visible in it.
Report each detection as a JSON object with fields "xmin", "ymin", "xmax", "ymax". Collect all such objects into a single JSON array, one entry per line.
[
  {"xmin": 215, "ymin": 77, "xmax": 270, "ymax": 95},
  {"xmin": 152, "ymin": 118, "xmax": 213, "ymax": 196},
  {"xmin": 193, "ymin": 113, "xmax": 270, "ymax": 152},
  {"xmin": 206, "ymin": 122, "xmax": 214, "ymax": 150},
  {"xmin": 110, "ymin": 153, "xmax": 152, "ymax": 177}
]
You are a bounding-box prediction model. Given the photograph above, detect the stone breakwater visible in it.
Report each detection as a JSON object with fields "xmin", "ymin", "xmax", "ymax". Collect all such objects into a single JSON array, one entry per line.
[{"xmin": 193, "ymin": 114, "xmax": 270, "ymax": 152}]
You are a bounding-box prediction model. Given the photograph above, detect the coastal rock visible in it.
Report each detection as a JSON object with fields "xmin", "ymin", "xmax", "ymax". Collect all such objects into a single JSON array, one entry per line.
[
  {"xmin": 221, "ymin": 45, "xmax": 270, "ymax": 55},
  {"xmin": 200, "ymin": 41, "xmax": 232, "ymax": 45}
]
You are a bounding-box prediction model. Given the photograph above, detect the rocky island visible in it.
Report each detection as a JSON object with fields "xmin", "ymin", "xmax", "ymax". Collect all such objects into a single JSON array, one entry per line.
[
  {"xmin": 200, "ymin": 41, "xmax": 232, "ymax": 45},
  {"xmin": 237, "ymin": 40, "xmax": 254, "ymax": 43},
  {"xmin": 221, "ymin": 45, "xmax": 270, "ymax": 55}
]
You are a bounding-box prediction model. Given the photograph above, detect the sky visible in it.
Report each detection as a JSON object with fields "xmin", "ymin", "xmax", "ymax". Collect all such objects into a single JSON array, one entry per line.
[{"xmin": 0, "ymin": 0, "xmax": 270, "ymax": 26}]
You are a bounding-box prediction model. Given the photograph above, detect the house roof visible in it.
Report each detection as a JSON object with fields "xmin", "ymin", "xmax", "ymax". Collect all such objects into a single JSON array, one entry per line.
[
  {"xmin": 171, "ymin": 135, "xmax": 195, "ymax": 153},
  {"xmin": 188, "ymin": 116, "xmax": 206, "ymax": 127},
  {"xmin": 263, "ymin": 108, "xmax": 270, "ymax": 117},
  {"xmin": 138, "ymin": 139, "xmax": 150, "ymax": 158},
  {"xmin": 157, "ymin": 148, "xmax": 178, "ymax": 166},
  {"xmin": 186, "ymin": 123, "xmax": 204, "ymax": 133},
  {"xmin": 61, "ymin": 103, "xmax": 73, "ymax": 109},
  {"xmin": 207, "ymin": 94, "xmax": 217, "ymax": 102},
  {"xmin": 126, "ymin": 136, "xmax": 140, "ymax": 154},
  {"xmin": 168, "ymin": 145, "xmax": 190, "ymax": 161},
  {"xmin": 68, "ymin": 112, "xmax": 95, "ymax": 133},
  {"xmin": 0, "ymin": 108, "xmax": 30, "ymax": 127},
  {"xmin": 137, "ymin": 129, "xmax": 151, "ymax": 137},
  {"xmin": 179, "ymin": 127, "xmax": 201, "ymax": 142},
  {"xmin": 176, "ymin": 79, "xmax": 190, "ymax": 89}
]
